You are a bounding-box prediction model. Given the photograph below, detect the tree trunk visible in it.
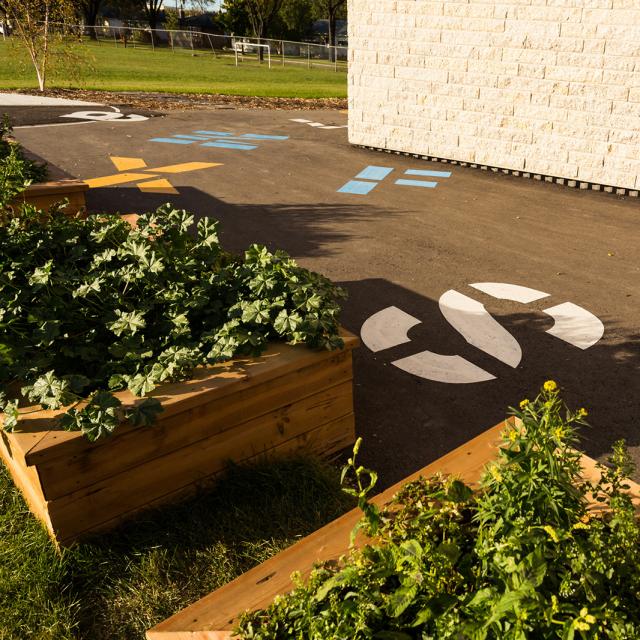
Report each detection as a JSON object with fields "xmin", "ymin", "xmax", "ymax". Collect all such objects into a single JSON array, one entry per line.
[{"xmin": 328, "ymin": 10, "xmax": 336, "ymax": 62}]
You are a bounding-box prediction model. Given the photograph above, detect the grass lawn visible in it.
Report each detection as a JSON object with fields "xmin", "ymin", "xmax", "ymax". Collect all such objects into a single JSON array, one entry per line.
[
  {"xmin": 0, "ymin": 453, "xmax": 353, "ymax": 639},
  {"xmin": 0, "ymin": 40, "xmax": 347, "ymax": 98}
]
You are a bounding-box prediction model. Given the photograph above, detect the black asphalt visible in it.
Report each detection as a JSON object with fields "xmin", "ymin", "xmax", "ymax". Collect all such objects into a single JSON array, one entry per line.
[{"xmin": 12, "ymin": 106, "xmax": 640, "ymax": 489}]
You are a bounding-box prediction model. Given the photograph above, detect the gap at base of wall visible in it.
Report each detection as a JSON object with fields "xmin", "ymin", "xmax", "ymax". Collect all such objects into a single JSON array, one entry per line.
[{"xmin": 355, "ymin": 145, "xmax": 639, "ymax": 198}]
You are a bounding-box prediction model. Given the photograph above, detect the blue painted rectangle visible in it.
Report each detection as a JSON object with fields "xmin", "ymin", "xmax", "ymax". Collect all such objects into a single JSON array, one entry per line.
[
  {"xmin": 355, "ymin": 166, "xmax": 394, "ymax": 181},
  {"xmin": 404, "ymin": 169, "xmax": 452, "ymax": 178},
  {"xmin": 337, "ymin": 180, "xmax": 379, "ymax": 195},
  {"xmin": 237, "ymin": 134, "xmax": 289, "ymax": 140},
  {"xmin": 150, "ymin": 138, "xmax": 194, "ymax": 145},
  {"xmin": 193, "ymin": 130, "xmax": 233, "ymax": 136},
  {"xmin": 395, "ymin": 179, "xmax": 438, "ymax": 188},
  {"xmin": 173, "ymin": 134, "xmax": 216, "ymax": 140},
  {"xmin": 201, "ymin": 141, "xmax": 258, "ymax": 150}
]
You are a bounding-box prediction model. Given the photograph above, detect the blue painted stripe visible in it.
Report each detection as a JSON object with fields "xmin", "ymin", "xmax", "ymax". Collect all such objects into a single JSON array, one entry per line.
[
  {"xmin": 337, "ymin": 180, "xmax": 379, "ymax": 195},
  {"xmin": 395, "ymin": 179, "xmax": 438, "ymax": 188},
  {"xmin": 238, "ymin": 134, "xmax": 289, "ymax": 140},
  {"xmin": 201, "ymin": 141, "xmax": 258, "ymax": 150},
  {"xmin": 355, "ymin": 166, "xmax": 394, "ymax": 181},
  {"xmin": 404, "ymin": 169, "xmax": 452, "ymax": 178},
  {"xmin": 193, "ymin": 130, "xmax": 233, "ymax": 136},
  {"xmin": 173, "ymin": 134, "xmax": 216, "ymax": 140},
  {"xmin": 150, "ymin": 138, "xmax": 194, "ymax": 145}
]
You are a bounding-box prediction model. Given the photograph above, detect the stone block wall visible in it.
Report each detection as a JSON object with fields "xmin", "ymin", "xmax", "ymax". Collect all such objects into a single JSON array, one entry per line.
[{"xmin": 348, "ymin": 0, "xmax": 640, "ymax": 190}]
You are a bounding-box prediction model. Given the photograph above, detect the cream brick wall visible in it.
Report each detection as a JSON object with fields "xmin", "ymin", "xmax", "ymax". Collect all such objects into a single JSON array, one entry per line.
[{"xmin": 348, "ymin": 0, "xmax": 640, "ymax": 190}]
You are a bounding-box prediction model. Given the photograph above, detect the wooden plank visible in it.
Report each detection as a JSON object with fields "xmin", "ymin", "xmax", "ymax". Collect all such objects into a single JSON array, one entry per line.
[
  {"xmin": 147, "ymin": 419, "xmax": 640, "ymax": 639},
  {"xmin": 58, "ymin": 413, "xmax": 355, "ymax": 545},
  {"xmin": 35, "ymin": 353, "xmax": 354, "ymax": 500},
  {"xmin": 48, "ymin": 384, "xmax": 355, "ymax": 542},
  {"xmin": 15, "ymin": 334, "xmax": 358, "ymax": 464},
  {"xmin": 0, "ymin": 432, "xmax": 54, "ymax": 539}
]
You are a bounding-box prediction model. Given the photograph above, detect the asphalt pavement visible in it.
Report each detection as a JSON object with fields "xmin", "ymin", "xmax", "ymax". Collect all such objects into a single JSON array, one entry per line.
[{"xmin": 12, "ymin": 103, "xmax": 640, "ymax": 488}]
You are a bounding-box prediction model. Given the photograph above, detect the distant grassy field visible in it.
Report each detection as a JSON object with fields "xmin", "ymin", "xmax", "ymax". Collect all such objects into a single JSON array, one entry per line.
[{"xmin": 0, "ymin": 40, "xmax": 347, "ymax": 98}]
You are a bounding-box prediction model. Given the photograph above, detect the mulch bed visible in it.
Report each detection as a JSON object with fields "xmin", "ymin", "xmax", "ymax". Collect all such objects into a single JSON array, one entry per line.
[{"xmin": 18, "ymin": 89, "xmax": 348, "ymax": 111}]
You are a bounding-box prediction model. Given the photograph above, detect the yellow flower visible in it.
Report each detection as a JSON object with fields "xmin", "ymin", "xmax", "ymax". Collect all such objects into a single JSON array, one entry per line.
[
  {"xmin": 572, "ymin": 522, "xmax": 590, "ymax": 530},
  {"xmin": 508, "ymin": 429, "xmax": 518, "ymax": 442},
  {"xmin": 543, "ymin": 380, "xmax": 558, "ymax": 392},
  {"xmin": 574, "ymin": 608, "xmax": 596, "ymax": 631},
  {"xmin": 489, "ymin": 465, "xmax": 502, "ymax": 482},
  {"xmin": 578, "ymin": 407, "xmax": 589, "ymax": 417},
  {"xmin": 519, "ymin": 398, "xmax": 530, "ymax": 409},
  {"xmin": 553, "ymin": 426, "xmax": 565, "ymax": 440}
]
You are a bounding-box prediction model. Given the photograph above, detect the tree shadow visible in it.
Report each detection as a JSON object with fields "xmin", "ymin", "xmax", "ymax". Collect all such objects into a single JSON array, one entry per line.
[
  {"xmin": 338, "ymin": 278, "xmax": 640, "ymax": 488},
  {"xmin": 86, "ymin": 185, "xmax": 387, "ymax": 258}
]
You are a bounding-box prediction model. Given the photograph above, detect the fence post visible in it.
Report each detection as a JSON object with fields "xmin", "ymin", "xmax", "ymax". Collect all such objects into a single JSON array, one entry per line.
[
  {"xmin": 150, "ymin": 28, "xmax": 155, "ymax": 51},
  {"xmin": 190, "ymin": 28, "xmax": 194, "ymax": 53},
  {"xmin": 113, "ymin": 29, "xmax": 118, "ymax": 48},
  {"xmin": 334, "ymin": 46, "xmax": 338, "ymax": 71},
  {"xmin": 170, "ymin": 30, "xmax": 174, "ymax": 52},
  {"xmin": 282, "ymin": 40, "xmax": 285, "ymax": 66},
  {"xmin": 307, "ymin": 44, "xmax": 311, "ymax": 69}
]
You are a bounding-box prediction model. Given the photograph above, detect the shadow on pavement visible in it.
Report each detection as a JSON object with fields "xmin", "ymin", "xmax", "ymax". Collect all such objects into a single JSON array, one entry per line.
[
  {"xmin": 86, "ymin": 185, "xmax": 387, "ymax": 259},
  {"xmin": 339, "ymin": 278, "xmax": 640, "ymax": 489}
]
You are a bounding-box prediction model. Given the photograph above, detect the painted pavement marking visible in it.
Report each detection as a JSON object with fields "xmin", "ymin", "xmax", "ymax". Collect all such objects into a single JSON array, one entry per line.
[
  {"xmin": 61, "ymin": 110, "xmax": 148, "ymax": 122},
  {"xmin": 394, "ymin": 179, "xmax": 438, "ymax": 189},
  {"xmin": 338, "ymin": 165, "xmax": 452, "ymax": 195},
  {"xmin": 201, "ymin": 141, "xmax": 258, "ymax": 150},
  {"xmin": 84, "ymin": 156, "xmax": 222, "ymax": 194},
  {"xmin": 150, "ymin": 129, "xmax": 288, "ymax": 151},
  {"xmin": 355, "ymin": 166, "xmax": 394, "ymax": 181},
  {"xmin": 289, "ymin": 118, "xmax": 347, "ymax": 130},
  {"xmin": 360, "ymin": 283, "xmax": 604, "ymax": 384}
]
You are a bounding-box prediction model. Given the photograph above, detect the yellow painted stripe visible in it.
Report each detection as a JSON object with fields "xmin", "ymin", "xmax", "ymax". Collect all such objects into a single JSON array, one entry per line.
[
  {"xmin": 147, "ymin": 162, "xmax": 222, "ymax": 174},
  {"xmin": 137, "ymin": 178, "xmax": 179, "ymax": 194},
  {"xmin": 85, "ymin": 173, "xmax": 157, "ymax": 188},
  {"xmin": 110, "ymin": 156, "xmax": 147, "ymax": 171}
]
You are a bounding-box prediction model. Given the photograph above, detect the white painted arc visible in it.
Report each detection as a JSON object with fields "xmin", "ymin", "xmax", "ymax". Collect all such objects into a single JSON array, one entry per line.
[
  {"xmin": 438, "ymin": 290, "xmax": 522, "ymax": 368},
  {"xmin": 392, "ymin": 351, "xmax": 496, "ymax": 383},
  {"xmin": 360, "ymin": 306, "xmax": 421, "ymax": 352},
  {"xmin": 470, "ymin": 282, "xmax": 550, "ymax": 303},
  {"xmin": 543, "ymin": 302, "xmax": 605, "ymax": 350}
]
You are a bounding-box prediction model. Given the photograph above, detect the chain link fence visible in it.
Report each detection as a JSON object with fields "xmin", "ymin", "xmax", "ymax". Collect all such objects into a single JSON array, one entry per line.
[{"xmin": 54, "ymin": 24, "xmax": 347, "ymax": 72}]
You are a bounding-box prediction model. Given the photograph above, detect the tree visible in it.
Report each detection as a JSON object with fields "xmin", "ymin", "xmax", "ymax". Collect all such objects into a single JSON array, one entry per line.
[
  {"xmin": 2, "ymin": 0, "xmax": 76, "ymax": 91},
  {"xmin": 141, "ymin": 0, "xmax": 163, "ymax": 30},
  {"xmin": 79, "ymin": 0, "xmax": 103, "ymax": 39},
  {"xmin": 245, "ymin": 0, "xmax": 285, "ymax": 41},
  {"xmin": 319, "ymin": 0, "xmax": 345, "ymax": 52}
]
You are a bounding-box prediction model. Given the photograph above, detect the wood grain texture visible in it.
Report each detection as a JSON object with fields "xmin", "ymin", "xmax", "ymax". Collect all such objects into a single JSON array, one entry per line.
[
  {"xmin": 0, "ymin": 334, "xmax": 358, "ymax": 545},
  {"xmin": 146, "ymin": 419, "xmax": 640, "ymax": 639}
]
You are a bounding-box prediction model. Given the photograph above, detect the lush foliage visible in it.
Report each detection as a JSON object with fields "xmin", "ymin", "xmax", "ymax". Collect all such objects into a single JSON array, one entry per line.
[
  {"xmin": 0, "ymin": 117, "xmax": 47, "ymax": 208},
  {"xmin": 0, "ymin": 205, "xmax": 345, "ymax": 440},
  {"xmin": 236, "ymin": 384, "xmax": 640, "ymax": 639}
]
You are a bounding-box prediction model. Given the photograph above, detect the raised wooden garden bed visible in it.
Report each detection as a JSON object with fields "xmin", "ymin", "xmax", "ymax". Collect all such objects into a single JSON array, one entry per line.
[
  {"xmin": 15, "ymin": 179, "xmax": 89, "ymax": 215},
  {"xmin": 0, "ymin": 332, "xmax": 358, "ymax": 546},
  {"xmin": 146, "ymin": 419, "xmax": 640, "ymax": 639}
]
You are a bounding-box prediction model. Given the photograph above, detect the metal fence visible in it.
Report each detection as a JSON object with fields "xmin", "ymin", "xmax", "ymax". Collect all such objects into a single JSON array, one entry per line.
[{"xmin": 51, "ymin": 23, "xmax": 348, "ymax": 72}]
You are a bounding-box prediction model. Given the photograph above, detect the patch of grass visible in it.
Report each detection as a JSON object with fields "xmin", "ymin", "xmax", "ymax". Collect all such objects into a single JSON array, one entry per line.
[
  {"xmin": 0, "ymin": 40, "xmax": 347, "ymax": 98},
  {"xmin": 0, "ymin": 453, "xmax": 354, "ymax": 639}
]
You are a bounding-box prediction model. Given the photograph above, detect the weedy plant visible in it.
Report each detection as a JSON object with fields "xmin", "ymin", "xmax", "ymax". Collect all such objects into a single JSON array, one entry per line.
[
  {"xmin": 0, "ymin": 205, "xmax": 345, "ymax": 441},
  {"xmin": 236, "ymin": 382, "xmax": 640, "ymax": 640},
  {"xmin": 0, "ymin": 115, "xmax": 47, "ymax": 208}
]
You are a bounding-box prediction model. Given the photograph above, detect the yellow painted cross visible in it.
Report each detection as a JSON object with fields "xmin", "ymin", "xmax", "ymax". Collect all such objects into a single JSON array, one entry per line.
[{"xmin": 85, "ymin": 156, "xmax": 222, "ymax": 194}]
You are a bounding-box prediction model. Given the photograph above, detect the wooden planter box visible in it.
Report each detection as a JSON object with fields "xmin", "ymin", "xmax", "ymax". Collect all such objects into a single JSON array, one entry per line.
[
  {"xmin": 0, "ymin": 332, "xmax": 358, "ymax": 546},
  {"xmin": 14, "ymin": 179, "xmax": 89, "ymax": 215},
  {"xmin": 146, "ymin": 419, "xmax": 640, "ymax": 640}
]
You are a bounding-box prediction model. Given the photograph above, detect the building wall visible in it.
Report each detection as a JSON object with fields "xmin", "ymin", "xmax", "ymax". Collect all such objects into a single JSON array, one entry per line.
[{"xmin": 348, "ymin": 0, "xmax": 640, "ymax": 190}]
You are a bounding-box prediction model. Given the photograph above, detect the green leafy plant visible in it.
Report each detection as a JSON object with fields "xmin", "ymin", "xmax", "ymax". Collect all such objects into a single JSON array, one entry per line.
[
  {"xmin": 0, "ymin": 205, "xmax": 345, "ymax": 441},
  {"xmin": 236, "ymin": 383, "xmax": 640, "ymax": 639},
  {"xmin": 0, "ymin": 115, "xmax": 47, "ymax": 208}
]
